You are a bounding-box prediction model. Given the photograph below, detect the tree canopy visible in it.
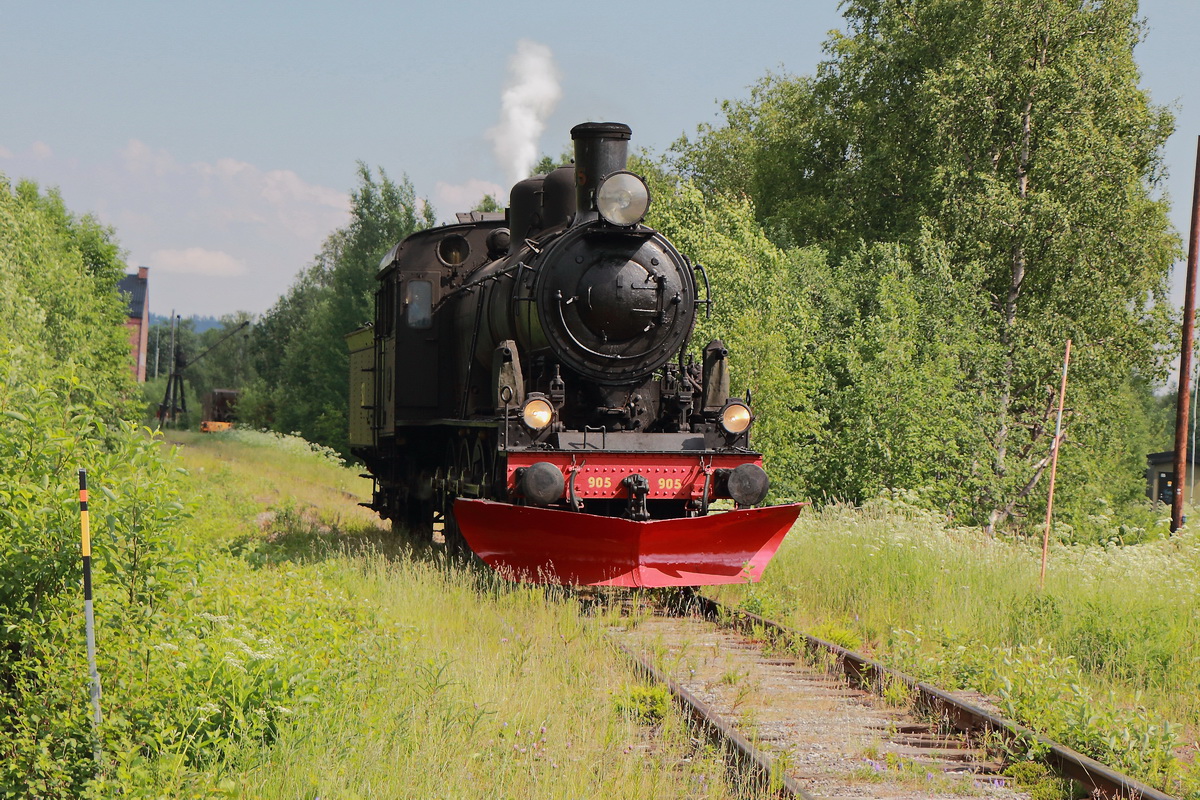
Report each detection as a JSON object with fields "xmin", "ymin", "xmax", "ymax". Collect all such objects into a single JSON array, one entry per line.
[
  {"xmin": 674, "ymin": 0, "xmax": 1179, "ymax": 532},
  {"xmin": 242, "ymin": 165, "xmax": 435, "ymax": 453}
]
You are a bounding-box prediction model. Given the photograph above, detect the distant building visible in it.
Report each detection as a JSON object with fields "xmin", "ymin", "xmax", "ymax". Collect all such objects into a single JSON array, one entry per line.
[
  {"xmin": 1146, "ymin": 450, "xmax": 1198, "ymax": 505},
  {"xmin": 118, "ymin": 266, "xmax": 150, "ymax": 382}
]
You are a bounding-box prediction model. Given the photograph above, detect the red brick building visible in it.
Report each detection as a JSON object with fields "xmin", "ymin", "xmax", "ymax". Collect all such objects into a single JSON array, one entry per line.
[{"xmin": 118, "ymin": 266, "xmax": 150, "ymax": 382}]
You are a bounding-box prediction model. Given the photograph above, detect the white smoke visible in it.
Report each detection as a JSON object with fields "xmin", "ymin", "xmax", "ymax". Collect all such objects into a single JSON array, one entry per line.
[{"xmin": 488, "ymin": 40, "xmax": 563, "ymax": 186}]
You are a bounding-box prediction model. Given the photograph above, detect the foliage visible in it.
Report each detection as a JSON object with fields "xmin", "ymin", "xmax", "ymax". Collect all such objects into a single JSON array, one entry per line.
[
  {"xmin": 473, "ymin": 193, "xmax": 503, "ymax": 213},
  {"xmin": 673, "ymin": 0, "xmax": 1179, "ymax": 530},
  {"xmin": 244, "ymin": 164, "xmax": 435, "ymax": 454},
  {"xmin": 214, "ymin": 427, "xmax": 345, "ymax": 467},
  {"xmin": 613, "ymin": 685, "xmax": 672, "ymax": 724},
  {"xmin": 142, "ymin": 314, "xmax": 257, "ymax": 428},
  {"xmin": 637, "ymin": 159, "xmax": 822, "ymax": 499},
  {"xmin": 0, "ymin": 176, "xmax": 133, "ymax": 406},
  {"xmin": 531, "ymin": 149, "xmax": 573, "ymax": 177},
  {"xmin": 0, "ymin": 380, "xmax": 189, "ymax": 797},
  {"xmin": 799, "ymin": 235, "xmax": 993, "ymax": 514},
  {"xmin": 891, "ymin": 630, "xmax": 1182, "ymax": 786},
  {"xmin": 0, "ymin": 174, "xmax": 191, "ymax": 796}
]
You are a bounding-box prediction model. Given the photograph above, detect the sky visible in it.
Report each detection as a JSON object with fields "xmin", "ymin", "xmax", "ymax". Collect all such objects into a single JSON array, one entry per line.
[{"xmin": 2, "ymin": 1, "xmax": 1198, "ymax": 319}]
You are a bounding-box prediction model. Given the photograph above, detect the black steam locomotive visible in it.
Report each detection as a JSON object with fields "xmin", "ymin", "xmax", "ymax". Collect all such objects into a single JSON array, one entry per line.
[{"xmin": 347, "ymin": 122, "xmax": 800, "ymax": 586}]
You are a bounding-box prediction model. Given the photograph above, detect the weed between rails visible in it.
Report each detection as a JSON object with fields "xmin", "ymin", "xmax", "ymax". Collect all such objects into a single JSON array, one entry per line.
[{"xmin": 853, "ymin": 745, "xmax": 987, "ymax": 795}]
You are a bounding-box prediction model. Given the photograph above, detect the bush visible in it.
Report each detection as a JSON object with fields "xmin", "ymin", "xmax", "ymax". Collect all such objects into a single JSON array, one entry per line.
[{"xmin": 0, "ymin": 372, "xmax": 189, "ymax": 796}]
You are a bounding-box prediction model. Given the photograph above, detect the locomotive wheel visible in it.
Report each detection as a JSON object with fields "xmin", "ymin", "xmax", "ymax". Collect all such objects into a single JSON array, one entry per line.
[
  {"xmin": 442, "ymin": 502, "xmax": 467, "ymax": 557},
  {"xmin": 466, "ymin": 438, "xmax": 487, "ymax": 498},
  {"xmin": 439, "ymin": 438, "xmax": 469, "ymax": 555},
  {"xmin": 402, "ymin": 496, "xmax": 433, "ymax": 543}
]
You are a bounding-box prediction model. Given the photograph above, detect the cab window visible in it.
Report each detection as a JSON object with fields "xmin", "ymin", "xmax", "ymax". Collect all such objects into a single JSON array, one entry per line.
[{"xmin": 405, "ymin": 279, "xmax": 433, "ymax": 329}]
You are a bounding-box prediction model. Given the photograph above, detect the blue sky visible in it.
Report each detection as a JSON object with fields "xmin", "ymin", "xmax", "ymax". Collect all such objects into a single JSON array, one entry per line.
[{"xmin": 2, "ymin": 1, "xmax": 1197, "ymax": 318}]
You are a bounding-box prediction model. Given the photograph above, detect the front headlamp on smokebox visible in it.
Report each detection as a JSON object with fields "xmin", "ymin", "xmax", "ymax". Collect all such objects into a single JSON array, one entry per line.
[{"xmin": 596, "ymin": 171, "xmax": 650, "ymax": 226}]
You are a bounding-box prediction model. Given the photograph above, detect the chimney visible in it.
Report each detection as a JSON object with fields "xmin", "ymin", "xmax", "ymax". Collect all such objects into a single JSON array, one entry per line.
[{"xmin": 570, "ymin": 122, "xmax": 632, "ymax": 220}]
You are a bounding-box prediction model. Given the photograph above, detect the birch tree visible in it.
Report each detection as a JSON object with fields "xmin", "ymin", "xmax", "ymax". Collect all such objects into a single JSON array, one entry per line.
[{"xmin": 676, "ymin": 0, "xmax": 1179, "ymax": 530}]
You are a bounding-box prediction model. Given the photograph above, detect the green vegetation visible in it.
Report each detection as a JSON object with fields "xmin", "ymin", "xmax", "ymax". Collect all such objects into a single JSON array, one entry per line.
[
  {"xmin": 4, "ymin": 411, "xmax": 743, "ymax": 796},
  {"xmin": 2, "ymin": 175, "xmax": 735, "ymax": 797},
  {"xmin": 673, "ymin": 0, "xmax": 1178, "ymax": 534},
  {"xmin": 4, "ymin": 1, "xmax": 1191, "ymax": 794},
  {"xmin": 238, "ymin": 165, "xmax": 436, "ymax": 453},
  {"xmin": 85, "ymin": 431, "xmax": 738, "ymax": 797},
  {"xmin": 171, "ymin": 3, "xmax": 1180, "ymax": 542},
  {"xmin": 0, "ymin": 177, "xmax": 133, "ymax": 404},
  {"xmin": 714, "ymin": 498, "xmax": 1200, "ymax": 796},
  {"xmin": 141, "ymin": 312, "xmax": 256, "ymax": 422},
  {"xmin": 1, "ymin": 175, "xmax": 189, "ymax": 795},
  {"xmin": 639, "ymin": 162, "xmax": 821, "ymax": 499},
  {"xmin": 613, "ymin": 685, "xmax": 673, "ymax": 725}
]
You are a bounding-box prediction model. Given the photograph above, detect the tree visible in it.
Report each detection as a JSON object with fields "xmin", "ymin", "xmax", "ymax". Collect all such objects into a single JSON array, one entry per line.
[
  {"xmin": 531, "ymin": 148, "xmax": 573, "ymax": 177},
  {"xmin": 675, "ymin": 0, "xmax": 1179, "ymax": 531},
  {"xmin": 0, "ymin": 177, "xmax": 133, "ymax": 404},
  {"xmin": 183, "ymin": 314, "xmax": 256, "ymax": 400},
  {"xmin": 473, "ymin": 194, "xmax": 502, "ymax": 213},
  {"xmin": 245, "ymin": 165, "xmax": 435, "ymax": 453},
  {"xmin": 636, "ymin": 158, "xmax": 823, "ymax": 499}
]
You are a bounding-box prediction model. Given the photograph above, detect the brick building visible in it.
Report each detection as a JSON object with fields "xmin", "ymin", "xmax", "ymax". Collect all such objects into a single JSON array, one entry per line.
[{"xmin": 118, "ymin": 266, "xmax": 150, "ymax": 382}]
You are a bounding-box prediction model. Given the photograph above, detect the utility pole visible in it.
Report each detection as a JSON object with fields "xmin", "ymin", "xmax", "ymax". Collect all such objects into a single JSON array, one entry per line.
[{"xmin": 1172, "ymin": 136, "xmax": 1200, "ymax": 533}]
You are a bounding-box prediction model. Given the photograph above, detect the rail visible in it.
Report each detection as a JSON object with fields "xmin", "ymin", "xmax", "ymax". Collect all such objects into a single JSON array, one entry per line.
[{"xmin": 685, "ymin": 593, "xmax": 1176, "ymax": 800}]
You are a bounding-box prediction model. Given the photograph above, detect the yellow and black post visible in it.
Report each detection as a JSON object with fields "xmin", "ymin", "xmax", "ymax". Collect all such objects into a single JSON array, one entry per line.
[{"xmin": 79, "ymin": 469, "xmax": 103, "ymax": 760}]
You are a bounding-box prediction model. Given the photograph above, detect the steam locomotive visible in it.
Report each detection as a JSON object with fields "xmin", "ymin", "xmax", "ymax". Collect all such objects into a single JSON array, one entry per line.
[{"xmin": 347, "ymin": 122, "xmax": 801, "ymax": 587}]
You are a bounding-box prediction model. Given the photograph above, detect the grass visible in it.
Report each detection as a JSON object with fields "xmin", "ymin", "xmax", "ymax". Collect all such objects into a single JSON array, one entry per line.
[
  {"xmin": 81, "ymin": 428, "xmax": 1200, "ymax": 796},
  {"xmin": 711, "ymin": 492, "xmax": 1200, "ymax": 797},
  {"xmin": 97, "ymin": 429, "xmax": 742, "ymax": 798}
]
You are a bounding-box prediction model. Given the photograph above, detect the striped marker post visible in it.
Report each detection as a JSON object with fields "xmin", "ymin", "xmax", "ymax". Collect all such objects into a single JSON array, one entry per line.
[{"xmin": 79, "ymin": 469, "xmax": 103, "ymax": 761}]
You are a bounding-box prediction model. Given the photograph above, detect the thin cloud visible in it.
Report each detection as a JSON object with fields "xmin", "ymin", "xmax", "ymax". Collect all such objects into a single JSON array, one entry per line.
[
  {"xmin": 122, "ymin": 140, "xmax": 182, "ymax": 178},
  {"xmin": 151, "ymin": 247, "xmax": 246, "ymax": 277},
  {"xmin": 0, "ymin": 142, "xmax": 54, "ymax": 161},
  {"xmin": 434, "ymin": 178, "xmax": 506, "ymax": 220},
  {"xmin": 3, "ymin": 138, "xmax": 354, "ymax": 315}
]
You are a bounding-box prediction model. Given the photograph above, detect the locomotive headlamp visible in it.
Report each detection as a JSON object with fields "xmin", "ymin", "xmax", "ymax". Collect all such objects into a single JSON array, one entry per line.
[
  {"xmin": 596, "ymin": 171, "xmax": 650, "ymax": 226},
  {"xmin": 521, "ymin": 396, "xmax": 555, "ymax": 431},
  {"xmin": 718, "ymin": 400, "xmax": 753, "ymax": 436}
]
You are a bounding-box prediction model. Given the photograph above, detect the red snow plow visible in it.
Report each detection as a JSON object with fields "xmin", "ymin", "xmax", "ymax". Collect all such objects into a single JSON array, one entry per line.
[{"xmin": 456, "ymin": 499, "xmax": 803, "ymax": 587}]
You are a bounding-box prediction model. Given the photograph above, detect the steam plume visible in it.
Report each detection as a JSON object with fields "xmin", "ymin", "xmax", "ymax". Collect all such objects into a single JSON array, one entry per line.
[{"xmin": 488, "ymin": 40, "xmax": 562, "ymax": 186}]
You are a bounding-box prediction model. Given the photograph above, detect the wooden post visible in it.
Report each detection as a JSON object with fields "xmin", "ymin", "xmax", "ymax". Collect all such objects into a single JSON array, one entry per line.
[{"xmin": 1040, "ymin": 340, "xmax": 1071, "ymax": 590}]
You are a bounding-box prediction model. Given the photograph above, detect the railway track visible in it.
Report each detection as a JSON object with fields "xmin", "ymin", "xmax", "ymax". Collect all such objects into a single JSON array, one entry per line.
[{"xmin": 609, "ymin": 591, "xmax": 1175, "ymax": 800}]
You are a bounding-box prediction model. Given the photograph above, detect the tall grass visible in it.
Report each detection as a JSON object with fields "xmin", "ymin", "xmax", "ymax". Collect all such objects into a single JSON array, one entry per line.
[
  {"xmin": 712, "ymin": 493, "xmax": 1200, "ymax": 795},
  {"xmin": 94, "ymin": 430, "xmax": 735, "ymax": 798}
]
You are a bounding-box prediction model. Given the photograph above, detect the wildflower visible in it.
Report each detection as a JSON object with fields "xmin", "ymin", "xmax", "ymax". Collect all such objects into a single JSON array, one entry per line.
[{"xmin": 862, "ymin": 757, "xmax": 884, "ymax": 773}]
